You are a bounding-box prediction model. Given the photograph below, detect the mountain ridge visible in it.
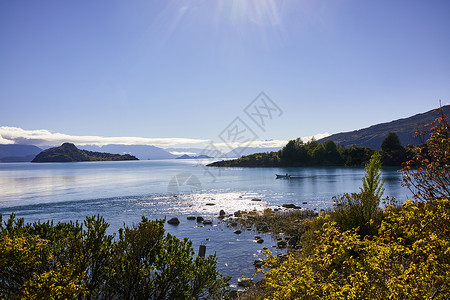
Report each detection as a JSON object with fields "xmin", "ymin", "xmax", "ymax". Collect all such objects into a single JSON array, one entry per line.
[
  {"xmin": 318, "ymin": 106, "xmax": 449, "ymax": 149},
  {"xmin": 0, "ymin": 144, "xmax": 42, "ymax": 162}
]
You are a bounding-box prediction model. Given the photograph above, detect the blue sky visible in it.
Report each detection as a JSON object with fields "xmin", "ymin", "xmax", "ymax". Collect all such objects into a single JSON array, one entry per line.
[{"xmin": 1, "ymin": 0, "xmax": 449, "ymax": 149}]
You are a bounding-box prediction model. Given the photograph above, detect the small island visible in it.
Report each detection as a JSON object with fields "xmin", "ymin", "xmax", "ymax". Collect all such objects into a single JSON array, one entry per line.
[{"xmin": 31, "ymin": 143, "xmax": 139, "ymax": 162}]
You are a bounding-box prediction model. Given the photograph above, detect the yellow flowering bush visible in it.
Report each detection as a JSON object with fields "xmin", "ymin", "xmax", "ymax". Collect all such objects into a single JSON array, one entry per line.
[{"xmin": 261, "ymin": 199, "xmax": 450, "ymax": 299}]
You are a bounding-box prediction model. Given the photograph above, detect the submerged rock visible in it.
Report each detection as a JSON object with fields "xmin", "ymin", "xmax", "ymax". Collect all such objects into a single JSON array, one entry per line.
[
  {"xmin": 233, "ymin": 230, "xmax": 242, "ymax": 234},
  {"xmin": 282, "ymin": 203, "xmax": 299, "ymax": 209},
  {"xmin": 167, "ymin": 217, "xmax": 180, "ymax": 225},
  {"xmin": 203, "ymin": 220, "xmax": 213, "ymax": 225},
  {"xmin": 187, "ymin": 216, "xmax": 196, "ymax": 220}
]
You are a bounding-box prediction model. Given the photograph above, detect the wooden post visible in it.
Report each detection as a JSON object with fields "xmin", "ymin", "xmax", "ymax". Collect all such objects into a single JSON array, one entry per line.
[{"xmin": 198, "ymin": 245, "xmax": 206, "ymax": 257}]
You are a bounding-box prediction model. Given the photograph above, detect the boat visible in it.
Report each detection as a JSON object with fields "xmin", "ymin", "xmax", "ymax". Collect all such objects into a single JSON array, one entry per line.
[
  {"xmin": 276, "ymin": 174, "xmax": 291, "ymax": 179},
  {"xmin": 276, "ymin": 174, "xmax": 302, "ymax": 179}
]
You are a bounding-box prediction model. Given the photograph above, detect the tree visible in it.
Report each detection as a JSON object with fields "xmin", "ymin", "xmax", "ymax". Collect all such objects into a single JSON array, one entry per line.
[
  {"xmin": 381, "ymin": 132, "xmax": 402, "ymax": 152},
  {"xmin": 340, "ymin": 145, "xmax": 375, "ymax": 166},
  {"xmin": 323, "ymin": 140, "xmax": 342, "ymax": 165},
  {"xmin": 280, "ymin": 138, "xmax": 308, "ymax": 165},
  {"xmin": 331, "ymin": 152, "xmax": 385, "ymax": 237},
  {"xmin": 381, "ymin": 132, "xmax": 406, "ymax": 166},
  {"xmin": 361, "ymin": 152, "xmax": 385, "ymax": 199},
  {"xmin": 311, "ymin": 144, "xmax": 326, "ymax": 164},
  {"xmin": 402, "ymin": 108, "xmax": 450, "ymax": 201}
]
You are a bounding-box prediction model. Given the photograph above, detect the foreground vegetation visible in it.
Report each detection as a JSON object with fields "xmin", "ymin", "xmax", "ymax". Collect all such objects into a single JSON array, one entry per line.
[
  {"xmin": 0, "ymin": 216, "xmax": 229, "ymax": 299},
  {"xmin": 234, "ymin": 109, "xmax": 450, "ymax": 299},
  {"xmin": 258, "ymin": 198, "xmax": 449, "ymax": 299}
]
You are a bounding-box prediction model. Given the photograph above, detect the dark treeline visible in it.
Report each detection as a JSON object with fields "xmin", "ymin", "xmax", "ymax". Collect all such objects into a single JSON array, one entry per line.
[{"xmin": 208, "ymin": 132, "xmax": 409, "ymax": 168}]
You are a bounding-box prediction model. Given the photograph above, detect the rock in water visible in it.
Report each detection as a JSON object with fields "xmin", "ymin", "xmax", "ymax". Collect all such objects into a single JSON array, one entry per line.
[
  {"xmin": 253, "ymin": 259, "xmax": 264, "ymax": 268},
  {"xmin": 237, "ymin": 277, "xmax": 254, "ymax": 287},
  {"xmin": 277, "ymin": 240, "xmax": 287, "ymax": 249},
  {"xmin": 282, "ymin": 203, "xmax": 298, "ymax": 209},
  {"xmin": 167, "ymin": 217, "xmax": 180, "ymax": 225}
]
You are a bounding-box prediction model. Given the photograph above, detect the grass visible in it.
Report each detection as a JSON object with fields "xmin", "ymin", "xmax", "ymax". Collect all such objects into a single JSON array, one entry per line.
[{"xmin": 225, "ymin": 208, "xmax": 318, "ymax": 238}]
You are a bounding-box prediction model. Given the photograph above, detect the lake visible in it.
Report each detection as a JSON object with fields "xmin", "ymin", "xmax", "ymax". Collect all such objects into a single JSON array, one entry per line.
[{"xmin": 0, "ymin": 159, "xmax": 410, "ymax": 287}]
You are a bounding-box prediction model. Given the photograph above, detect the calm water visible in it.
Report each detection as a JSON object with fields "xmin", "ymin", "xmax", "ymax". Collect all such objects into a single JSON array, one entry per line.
[{"xmin": 0, "ymin": 159, "xmax": 410, "ymax": 287}]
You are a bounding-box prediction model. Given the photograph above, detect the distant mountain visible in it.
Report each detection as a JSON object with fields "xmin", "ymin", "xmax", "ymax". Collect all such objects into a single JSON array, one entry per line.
[
  {"xmin": 0, "ymin": 144, "xmax": 42, "ymax": 162},
  {"xmin": 165, "ymin": 147, "xmax": 227, "ymax": 157},
  {"xmin": 175, "ymin": 154, "xmax": 212, "ymax": 159},
  {"xmin": 318, "ymin": 106, "xmax": 449, "ymax": 149},
  {"xmin": 32, "ymin": 143, "xmax": 138, "ymax": 162},
  {"xmin": 78, "ymin": 144, "xmax": 175, "ymax": 160},
  {"xmin": 225, "ymin": 146, "xmax": 283, "ymax": 158}
]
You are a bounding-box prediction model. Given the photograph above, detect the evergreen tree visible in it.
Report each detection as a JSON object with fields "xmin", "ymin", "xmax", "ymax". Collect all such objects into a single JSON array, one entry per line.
[
  {"xmin": 381, "ymin": 132, "xmax": 402, "ymax": 152},
  {"xmin": 381, "ymin": 132, "xmax": 407, "ymax": 165},
  {"xmin": 360, "ymin": 152, "xmax": 385, "ymax": 199}
]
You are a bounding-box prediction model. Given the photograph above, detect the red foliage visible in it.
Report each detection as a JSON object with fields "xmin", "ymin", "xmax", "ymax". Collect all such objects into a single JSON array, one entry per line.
[{"xmin": 402, "ymin": 107, "xmax": 450, "ymax": 200}]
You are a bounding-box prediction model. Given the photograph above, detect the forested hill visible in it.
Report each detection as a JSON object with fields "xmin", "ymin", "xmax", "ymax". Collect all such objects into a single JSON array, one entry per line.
[
  {"xmin": 32, "ymin": 143, "xmax": 138, "ymax": 162},
  {"xmin": 318, "ymin": 106, "xmax": 450, "ymax": 149}
]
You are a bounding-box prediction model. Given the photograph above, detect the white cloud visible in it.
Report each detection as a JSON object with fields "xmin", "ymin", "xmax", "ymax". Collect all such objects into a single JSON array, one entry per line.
[
  {"xmin": 300, "ymin": 132, "xmax": 331, "ymax": 142},
  {"xmin": 213, "ymin": 133, "xmax": 331, "ymax": 150},
  {"xmin": 214, "ymin": 139, "xmax": 288, "ymax": 149},
  {"xmin": 0, "ymin": 126, "xmax": 208, "ymax": 147},
  {"xmin": 0, "ymin": 134, "xmax": 15, "ymax": 144},
  {"xmin": 0, "ymin": 126, "xmax": 332, "ymax": 153}
]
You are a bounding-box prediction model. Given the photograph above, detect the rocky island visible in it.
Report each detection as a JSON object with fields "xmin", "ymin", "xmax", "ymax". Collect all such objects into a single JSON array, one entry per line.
[{"xmin": 31, "ymin": 143, "xmax": 138, "ymax": 162}]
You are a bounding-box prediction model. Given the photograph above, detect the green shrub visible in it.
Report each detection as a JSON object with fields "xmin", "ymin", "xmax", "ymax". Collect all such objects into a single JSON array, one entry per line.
[
  {"xmin": 0, "ymin": 215, "xmax": 229, "ymax": 299},
  {"xmin": 331, "ymin": 192, "xmax": 383, "ymax": 237},
  {"xmin": 330, "ymin": 152, "xmax": 386, "ymax": 237}
]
